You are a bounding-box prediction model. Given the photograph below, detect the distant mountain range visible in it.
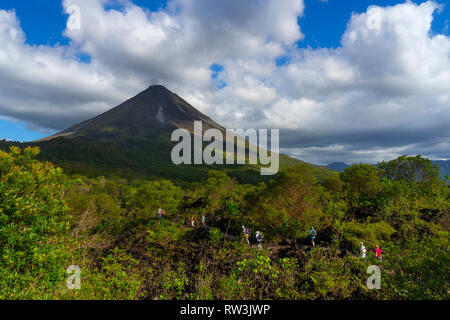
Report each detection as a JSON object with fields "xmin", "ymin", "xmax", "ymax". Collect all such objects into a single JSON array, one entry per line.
[
  {"xmin": 432, "ymin": 160, "xmax": 450, "ymax": 179},
  {"xmin": 326, "ymin": 161, "xmax": 450, "ymax": 179},
  {"xmin": 0, "ymin": 85, "xmax": 335, "ymax": 184},
  {"xmin": 325, "ymin": 162, "xmax": 351, "ymax": 172}
]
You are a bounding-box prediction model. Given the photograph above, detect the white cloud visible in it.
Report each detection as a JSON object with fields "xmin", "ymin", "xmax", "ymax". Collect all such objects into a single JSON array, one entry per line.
[{"xmin": 0, "ymin": 0, "xmax": 449, "ymax": 164}]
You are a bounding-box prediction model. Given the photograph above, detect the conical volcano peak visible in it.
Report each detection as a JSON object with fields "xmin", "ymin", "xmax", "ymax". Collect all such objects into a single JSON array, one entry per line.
[
  {"xmin": 146, "ymin": 84, "xmax": 170, "ymax": 91},
  {"xmin": 140, "ymin": 84, "xmax": 171, "ymax": 95},
  {"xmin": 134, "ymin": 84, "xmax": 173, "ymax": 101},
  {"xmin": 40, "ymin": 85, "xmax": 225, "ymax": 141}
]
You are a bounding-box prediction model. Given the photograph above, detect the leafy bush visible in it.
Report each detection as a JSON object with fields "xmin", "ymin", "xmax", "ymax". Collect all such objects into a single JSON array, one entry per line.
[
  {"xmin": 60, "ymin": 247, "xmax": 142, "ymax": 300},
  {"xmin": 208, "ymin": 228, "xmax": 224, "ymax": 247},
  {"xmin": 383, "ymin": 238, "xmax": 450, "ymax": 299},
  {"xmin": 126, "ymin": 179, "xmax": 182, "ymax": 219},
  {"xmin": 233, "ymin": 252, "xmax": 300, "ymax": 299},
  {"xmin": 0, "ymin": 147, "xmax": 70, "ymax": 299},
  {"xmin": 340, "ymin": 221, "xmax": 396, "ymax": 251},
  {"xmin": 298, "ymin": 249, "xmax": 363, "ymax": 299},
  {"xmin": 160, "ymin": 262, "xmax": 189, "ymax": 300}
]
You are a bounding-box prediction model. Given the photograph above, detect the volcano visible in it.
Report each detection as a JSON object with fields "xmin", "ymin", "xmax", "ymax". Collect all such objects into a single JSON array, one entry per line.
[
  {"xmin": 40, "ymin": 85, "xmax": 226, "ymax": 142},
  {"xmin": 1, "ymin": 85, "xmax": 334, "ymax": 183}
]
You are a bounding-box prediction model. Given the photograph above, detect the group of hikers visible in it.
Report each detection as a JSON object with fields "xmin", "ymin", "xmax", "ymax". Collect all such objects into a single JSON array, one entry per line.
[
  {"xmin": 157, "ymin": 209, "xmax": 383, "ymax": 258},
  {"xmin": 189, "ymin": 214, "xmax": 265, "ymax": 250},
  {"xmin": 241, "ymin": 225, "xmax": 264, "ymax": 250},
  {"xmin": 156, "ymin": 208, "xmax": 166, "ymax": 221},
  {"xmin": 157, "ymin": 209, "xmax": 207, "ymax": 229},
  {"xmin": 190, "ymin": 215, "xmax": 207, "ymax": 228},
  {"xmin": 359, "ymin": 242, "xmax": 383, "ymax": 260},
  {"xmin": 310, "ymin": 227, "xmax": 383, "ymax": 259}
]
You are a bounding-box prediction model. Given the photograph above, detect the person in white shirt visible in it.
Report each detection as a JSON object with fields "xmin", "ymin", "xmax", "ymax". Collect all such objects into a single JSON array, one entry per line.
[
  {"xmin": 202, "ymin": 215, "xmax": 206, "ymax": 227},
  {"xmin": 360, "ymin": 242, "xmax": 367, "ymax": 258},
  {"xmin": 157, "ymin": 208, "xmax": 162, "ymax": 219}
]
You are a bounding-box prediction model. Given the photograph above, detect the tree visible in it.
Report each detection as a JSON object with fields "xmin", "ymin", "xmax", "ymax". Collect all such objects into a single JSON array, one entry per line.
[
  {"xmin": 379, "ymin": 155, "xmax": 447, "ymax": 217},
  {"xmin": 246, "ymin": 165, "xmax": 324, "ymax": 238},
  {"xmin": 378, "ymin": 155, "xmax": 439, "ymax": 182},
  {"xmin": 340, "ymin": 164, "xmax": 384, "ymax": 220},
  {"xmin": 203, "ymin": 170, "xmax": 236, "ymax": 217},
  {"xmin": 126, "ymin": 179, "xmax": 182, "ymax": 219},
  {"xmin": 270, "ymin": 165, "xmax": 320, "ymax": 218},
  {"xmin": 0, "ymin": 147, "xmax": 69, "ymax": 298}
]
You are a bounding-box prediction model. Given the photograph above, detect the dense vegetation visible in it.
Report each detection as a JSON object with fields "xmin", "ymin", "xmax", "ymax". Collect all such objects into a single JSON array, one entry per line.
[
  {"xmin": 0, "ymin": 137, "xmax": 335, "ymax": 186},
  {"xmin": 0, "ymin": 147, "xmax": 448, "ymax": 300}
]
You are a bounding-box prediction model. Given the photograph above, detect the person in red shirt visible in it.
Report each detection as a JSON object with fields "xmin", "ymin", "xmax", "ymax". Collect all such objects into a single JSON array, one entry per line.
[{"xmin": 375, "ymin": 245, "xmax": 382, "ymax": 260}]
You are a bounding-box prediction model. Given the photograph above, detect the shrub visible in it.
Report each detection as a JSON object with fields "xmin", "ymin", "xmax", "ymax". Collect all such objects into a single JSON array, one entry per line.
[
  {"xmin": 340, "ymin": 221, "xmax": 396, "ymax": 251},
  {"xmin": 0, "ymin": 147, "xmax": 70, "ymax": 299}
]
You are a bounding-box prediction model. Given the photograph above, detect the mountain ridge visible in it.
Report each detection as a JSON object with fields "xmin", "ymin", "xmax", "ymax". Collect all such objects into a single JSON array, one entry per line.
[{"xmin": 326, "ymin": 160, "xmax": 450, "ymax": 180}]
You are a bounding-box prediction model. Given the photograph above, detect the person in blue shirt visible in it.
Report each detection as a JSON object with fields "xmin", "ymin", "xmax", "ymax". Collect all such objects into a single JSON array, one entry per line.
[
  {"xmin": 309, "ymin": 227, "xmax": 317, "ymax": 247},
  {"xmin": 256, "ymin": 231, "xmax": 263, "ymax": 250}
]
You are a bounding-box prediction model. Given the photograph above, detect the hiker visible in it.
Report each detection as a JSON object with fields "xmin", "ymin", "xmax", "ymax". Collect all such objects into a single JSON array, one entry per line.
[
  {"xmin": 360, "ymin": 242, "xmax": 367, "ymax": 258},
  {"xmin": 242, "ymin": 225, "xmax": 250, "ymax": 246},
  {"xmin": 157, "ymin": 208, "xmax": 162, "ymax": 219},
  {"xmin": 191, "ymin": 215, "xmax": 195, "ymax": 228},
  {"xmin": 162, "ymin": 210, "xmax": 166, "ymax": 217},
  {"xmin": 256, "ymin": 231, "xmax": 263, "ymax": 250},
  {"xmin": 201, "ymin": 215, "xmax": 206, "ymax": 228},
  {"xmin": 375, "ymin": 245, "xmax": 382, "ymax": 261},
  {"xmin": 309, "ymin": 227, "xmax": 317, "ymax": 247}
]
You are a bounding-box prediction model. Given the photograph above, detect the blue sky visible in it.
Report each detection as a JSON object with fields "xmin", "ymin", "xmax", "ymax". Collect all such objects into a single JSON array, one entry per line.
[
  {"xmin": 0, "ymin": 0, "xmax": 449, "ymax": 164},
  {"xmin": 298, "ymin": 0, "xmax": 448, "ymax": 49},
  {"xmin": 1, "ymin": 0, "xmax": 447, "ymax": 49}
]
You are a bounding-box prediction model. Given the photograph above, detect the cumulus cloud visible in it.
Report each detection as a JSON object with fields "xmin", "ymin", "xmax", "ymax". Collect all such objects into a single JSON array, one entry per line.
[
  {"xmin": 0, "ymin": 8, "xmax": 139, "ymax": 130},
  {"xmin": 0, "ymin": 0, "xmax": 449, "ymax": 164},
  {"xmin": 269, "ymin": 1, "xmax": 450, "ymax": 163}
]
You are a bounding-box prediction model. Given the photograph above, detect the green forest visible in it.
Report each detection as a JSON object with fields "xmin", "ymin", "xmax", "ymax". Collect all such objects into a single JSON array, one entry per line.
[{"xmin": 0, "ymin": 146, "xmax": 448, "ymax": 300}]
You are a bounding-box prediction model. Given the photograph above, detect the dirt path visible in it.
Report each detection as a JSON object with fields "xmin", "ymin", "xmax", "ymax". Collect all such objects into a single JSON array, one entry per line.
[{"xmin": 181, "ymin": 222, "xmax": 347, "ymax": 259}]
